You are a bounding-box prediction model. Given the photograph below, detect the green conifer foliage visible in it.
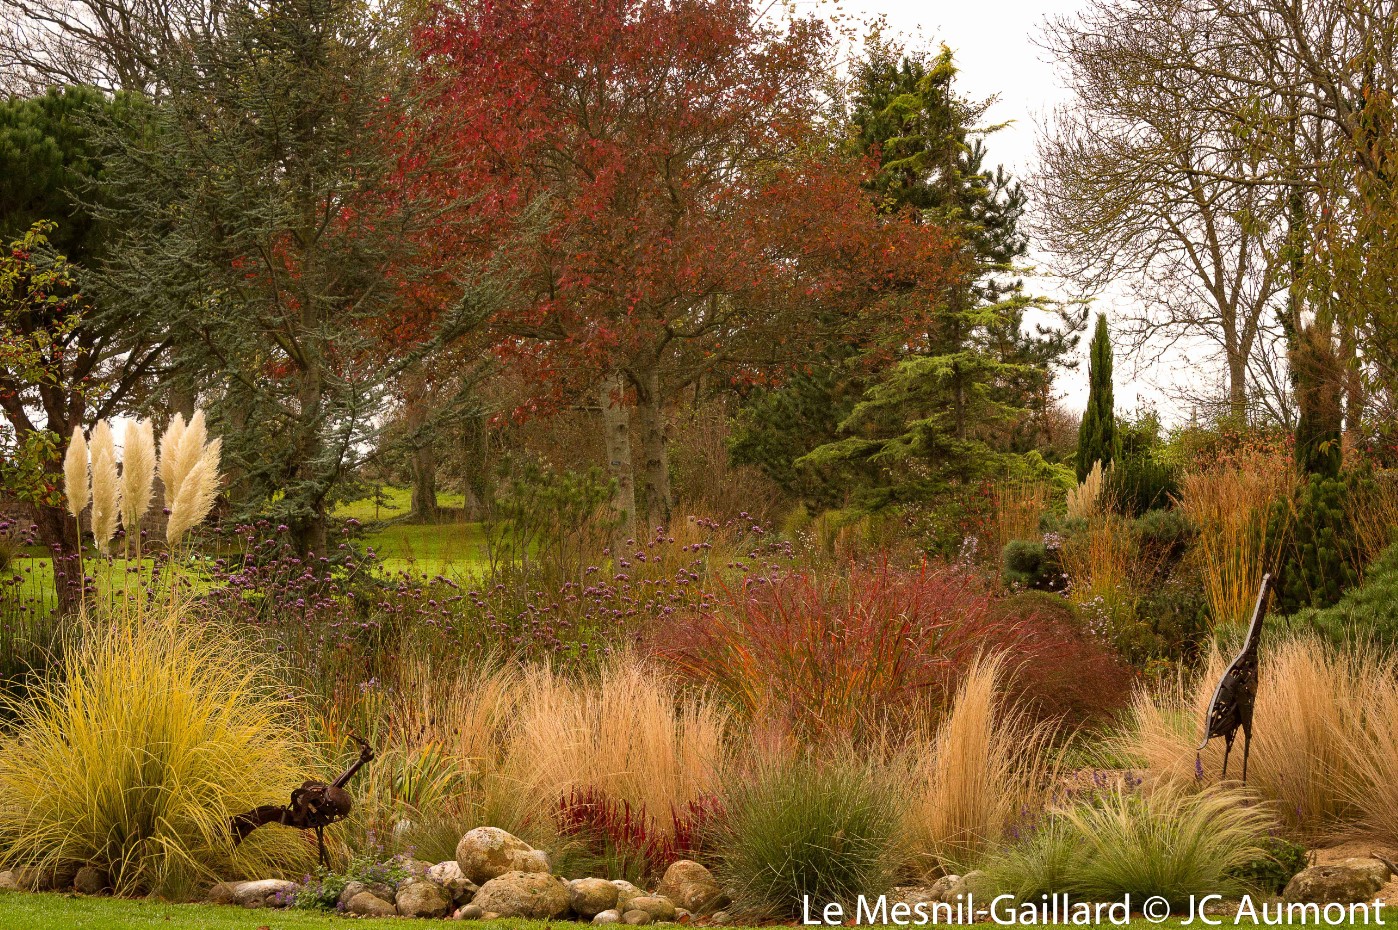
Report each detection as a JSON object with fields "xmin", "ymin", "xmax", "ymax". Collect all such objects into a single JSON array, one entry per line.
[{"xmin": 1076, "ymin": 313, "xmax": 1118, "ymax": 482}]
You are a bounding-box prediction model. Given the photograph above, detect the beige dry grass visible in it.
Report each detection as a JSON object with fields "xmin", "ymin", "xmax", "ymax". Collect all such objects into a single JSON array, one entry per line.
[
  {"xmin": 62, "ymin": 424, "xmax": 88, "ymax": 523},
  {"xmin": 901, "ymin": 655, "xmax": 1059, "ymax": 875},
  {"xmin": 88, "ymin": 420, "xmax": 121, "ymax": 555},
  {"xmin": 166, "ymin": 438, "xmax": 221, "ymax": 547},
  {"xmin": 119, "ymin": 418, "xmax": 156, "ymax": 542},
  {"xmin": 1176, "ymin": 453, "xmax": 1293, "ymax": 628},
  {"xmin": 1122, "ymin": 634, "xmax": 1384, "ymax": 838},
  {"xmin": 158, "ymin": 412, "xmax": 187, "ymax": 510},
  {"xmin": 992, "ymin": 479, "xmax": 1050, "ymax": 555},
  {"xmin": 1066, "ymin": 461, "xmax": 1106, "ymax": 520}
]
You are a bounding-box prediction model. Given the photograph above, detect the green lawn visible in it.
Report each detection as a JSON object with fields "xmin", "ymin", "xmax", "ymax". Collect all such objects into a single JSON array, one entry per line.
[
  {"xmin": 0, "ymin": 893, "xmax": 1299, "ymax": 930},
  {"xmin": 333, "ymin": 486, "xmax": 467, "ymax": 523},
  {"xmin": 360, "ymin": 520, "xmax": 489, "ymax": 578}
]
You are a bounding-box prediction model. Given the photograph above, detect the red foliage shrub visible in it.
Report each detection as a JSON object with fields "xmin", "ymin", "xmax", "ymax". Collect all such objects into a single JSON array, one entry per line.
[
  {"xmin": 555, "ymin": 785, "xmax": 722, "ymax": 883},
  {"xmin": 651, "ymin": 562, "xmax": 1132, "ymax": 743}
]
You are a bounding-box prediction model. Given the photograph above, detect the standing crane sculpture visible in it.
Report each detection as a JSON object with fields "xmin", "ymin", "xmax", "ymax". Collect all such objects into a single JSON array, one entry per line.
[
  {"xmin": 229, "ymin": 735, "xmax": 375, "ymax": 867},
  {"xmin": 1198, "ymin": 574, "xmax": 1273, "ymax": 783}
]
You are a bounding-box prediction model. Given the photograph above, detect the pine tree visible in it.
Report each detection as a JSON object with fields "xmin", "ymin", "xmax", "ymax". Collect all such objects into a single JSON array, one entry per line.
[{"xmin": 1076, "ymin": 313, "xmax": 1119, "ymax": 482}]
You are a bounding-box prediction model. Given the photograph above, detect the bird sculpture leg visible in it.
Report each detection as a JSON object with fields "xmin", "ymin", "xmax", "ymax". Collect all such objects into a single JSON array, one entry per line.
[
  {"xmin": 1221, "ymin": 730, "xmax": 1236, "ymax": 780},
  {"xmin": 1241, "ymin": 721, "xmax": 1253, "ymax": 785},
  {"xmin": 316, "ymin": 825, "xmax": 327, "ymax": 869}
]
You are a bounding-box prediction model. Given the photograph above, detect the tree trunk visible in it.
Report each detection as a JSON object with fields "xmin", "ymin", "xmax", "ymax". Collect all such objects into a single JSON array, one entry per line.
[
  {"xmin": 459, "ymin": 411, "xmax": 490, "ymax": 521},
  {"xmin": 598, "ymin": 371, "xmax": 636, "ymax": 540},
  {"xmin": 32, "ymin": 501, "xmax": 82, "ymax": 615},
  {"xmin": 1227, "ymin": 352, "xmax": 1248, "ymax": 423},
  {"xmin": 411, "ymin": 441, "xmax": 439, "ymax": 523},
  {"xmin": 635, "ymin": 366, "xmax": 672, "ymax": 529}
]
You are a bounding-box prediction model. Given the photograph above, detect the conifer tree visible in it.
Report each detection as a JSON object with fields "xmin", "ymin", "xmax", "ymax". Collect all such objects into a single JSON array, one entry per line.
[{"xmin": 1076, "ymin": 313, "xmax": 1119, "ymax": 482}]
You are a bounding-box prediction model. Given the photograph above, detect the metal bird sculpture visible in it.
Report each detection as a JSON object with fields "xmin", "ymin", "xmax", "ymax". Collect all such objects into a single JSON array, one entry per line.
[
  {"xmin": 1198, "ymin": 573, "xmax": 1273, "ymax": 783},
  {"xmin": 229, "ymin": 735, "xmax": 375, "ymax": 867}
]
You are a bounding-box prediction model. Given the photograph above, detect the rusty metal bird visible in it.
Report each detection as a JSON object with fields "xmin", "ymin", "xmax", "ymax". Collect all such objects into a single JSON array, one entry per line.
[
  {"xmin": 230, "ymin": 735, "xmax": 375, "ymax": 867},
  {"xmin": 1198, "ymin": 574, "xmax": 1273, "ymax": 783}
]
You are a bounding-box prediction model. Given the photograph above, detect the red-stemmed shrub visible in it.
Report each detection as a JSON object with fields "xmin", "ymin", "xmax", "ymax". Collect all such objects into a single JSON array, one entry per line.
[{"xmin": 555, "ymin": 785, "xmax": 722, "ymax": 883}]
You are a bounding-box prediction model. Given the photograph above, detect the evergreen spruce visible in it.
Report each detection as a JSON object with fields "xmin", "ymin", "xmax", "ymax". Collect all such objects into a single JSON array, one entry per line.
[{"xmin": 1076, "ymin": 313, "xmax": 1118, "ymax": 482}]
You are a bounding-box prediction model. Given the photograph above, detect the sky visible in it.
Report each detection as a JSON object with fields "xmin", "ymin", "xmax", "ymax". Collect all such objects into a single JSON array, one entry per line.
[{"xmin": 823, "ymin": 0, "xmax": 1194, "ymax": 421}]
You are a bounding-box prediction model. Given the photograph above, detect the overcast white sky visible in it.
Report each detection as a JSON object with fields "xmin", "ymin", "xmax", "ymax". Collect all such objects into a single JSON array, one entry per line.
[{"xmin": 821, "ymin": 0, "xmax": 1200, "ymax": 420}]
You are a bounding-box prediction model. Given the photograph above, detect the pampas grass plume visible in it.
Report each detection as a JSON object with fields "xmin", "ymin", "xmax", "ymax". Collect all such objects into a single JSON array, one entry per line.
[
  {"xmin": 158, "ymin": 413, "xmax": 187, "ymax": 512},
  {"xmin": 120, "ymin": 419, "xmax": 156, "ymax": 535},
  {"xmin": 166, "ymin": 436, "xmax": 221, "ymax": 547},
  {"xmin": 89, "ymin": 420, "xmax": 122, "ymax": 555},
  {"xmin": 63, "ymin": 425, "xmax": 89, "ymax": 522}
]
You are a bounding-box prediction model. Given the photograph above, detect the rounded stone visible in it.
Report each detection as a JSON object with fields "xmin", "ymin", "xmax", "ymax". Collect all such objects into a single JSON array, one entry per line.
[
  {"xmin": 232, "ymin": 878, "xmax": 299, "ymax": 908},
  {"xmin": 656, "ymin": 861, "xmax": 725, "ymax": 915},
  {"xmin": 627, "ymin": 895, "xmax": 678, "ymax": 922},
  {"xmin": 455, "ymin": 903, "xmax": 486, "ymax": 919},
  {"xmin": 593, "ymin": 909, "xmax": 623, "ymax": 924},
  {"xmin": 571, "ymin": 877, "xmax": 622, "ymax": 917},
  {"xmin": 73, "ymin": 866, "xmax": 110, "ymax": 896},
  {"xmin": 612, "ymin": 879, "xmax": 645, "ymax": 914},
  {"xmin": 471, "ymin": 869, "xmax": 572, "ymax": 919},
  {"xmin": 1284, "ymin": 862, "xmax": 1388, "ymax": 904},
  {"xmin": 622, "ymin": 910, "xmax": 654, "ymax": 925},
  {"xmin": 456, "ymin": 827, "xmax": 551, "ymax": 885},
  {"xmin": 347, "ymin": 890, "xmax": 399, "ymax": 917},
  {"xmin": 397, "ymin": 876, "xmax": 454, "ymax": 918}
]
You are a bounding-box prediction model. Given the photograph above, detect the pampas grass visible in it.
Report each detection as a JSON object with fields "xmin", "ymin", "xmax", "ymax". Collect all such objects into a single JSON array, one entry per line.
[
  {"xmin": 1066, "ymin": 462, "xmax": 1106, "ymax": 520},
  {"xmin": 158, "ymin": 413, "xmax": 187, "ymax": 510},
  {"xmin": 62, "ymin": 425, "xmax": 88, "ymax": 525},
  {"xmin": 88, "ymin": 421, "xmax": 121, "ymax": 556},
  {"xmin": 901, "ymin": 655, "xmax": 1058, "ymax": 874},
  {"xmin": 166, "ymin": 438, "xmax": 221, "ymax": 547},
  {"xmin": 119, "ymin": 419, "xmax": 156, "ymax": 546}
]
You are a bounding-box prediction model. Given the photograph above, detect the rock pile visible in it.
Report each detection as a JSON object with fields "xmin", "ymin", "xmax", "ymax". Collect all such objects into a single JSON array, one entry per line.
[{"xmin": 198, "ymin": 826, "xmax": 730, "ymax": 921}]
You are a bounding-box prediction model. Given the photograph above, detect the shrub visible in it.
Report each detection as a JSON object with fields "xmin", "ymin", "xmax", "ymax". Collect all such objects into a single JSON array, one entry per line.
[
  {"xmin": 1285, "ymin": 541, "xmax": 1398, "ymax": 651},
  {"xmin": 1104, "ymin": 454, "xmax": 1179, "ymax": 518},
  {"xmin": 1132, "ymin": 508, "xmax": 1195, "ymax": 568},
  {"xmin": 1228, "ymin": 837, "xmax": 1309, "ymax": 895},
  {"xmin": 1001, "ymin": 539, "xmax": 1062, "ymax": 591},
  {"xmin": 714, "ymin": 759, "xmax": 899, "ymax": 919},
  {"xmin": 1271, "ymin": 473, "xmax": 1364, "ymax": 612},
  {"xmin": 0, "ymin": 604, "xmax": 318, "ymax": 896},
  {"xmin": 900, "ymin": 656, "xmax": 1059, "ymax": 875},
  {"xmin": 986, "ymin": 784, "xmax": 1272, "ymax": 906},
  {"xmin": 290, "ymin": 850, "xmax": 418, "ymax": 910}
]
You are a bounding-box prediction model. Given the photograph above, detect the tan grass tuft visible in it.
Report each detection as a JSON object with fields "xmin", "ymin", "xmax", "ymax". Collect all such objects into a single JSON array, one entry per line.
[
  {"xmin": 62, "ymin": 425, "xmax": 89, "ymax": 522},
  {"xmin": 901, "ymin": 654, "xmax": 1058, "ymax": 874},
  {"xmin": 1066, "ymin": 461, "xmax": 1106, "ymax": 520},
  {"xmin": 88, "ymin": 420, "xmax": 121, "ymax": 555},
  {"xmin": 120, "ymin": 419, "xmax": 156, "ymax": 538}
]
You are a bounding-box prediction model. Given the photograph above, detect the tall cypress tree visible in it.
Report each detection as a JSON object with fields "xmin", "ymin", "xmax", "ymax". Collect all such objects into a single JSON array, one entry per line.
[{"xmin": 1076, "ymin": 313, "xmax": 1118, "ymax": 482}]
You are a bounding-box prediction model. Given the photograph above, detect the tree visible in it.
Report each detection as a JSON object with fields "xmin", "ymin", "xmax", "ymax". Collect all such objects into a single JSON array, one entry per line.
[
  {"xmin": 413, "ymin": 0, "xmax": 956, "ymax": 533},
  {"xmin": 1035, "ymin": 5, "xmax": 1291, "ymax": 423},
  {"xmin": 97, "ymin": 0, "xmax": 501, "ymax": 554},
  {"xmin": 1076, "ymin": 313, "xmax": 1118, "ymax": 481},
  {"xmin": 789, "ymin": 42, "xmax": 1078, "ymax": 512}
]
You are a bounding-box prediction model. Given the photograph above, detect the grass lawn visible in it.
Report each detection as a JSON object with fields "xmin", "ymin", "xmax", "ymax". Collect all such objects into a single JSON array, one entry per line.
[
  {"xmin": 0, "ymin": 893, "xmax": 1312, "ymax": 930},
  {"xmin": 332, "ymin": 486, "xmax": 467, "ymax": 523},
  {"xmin": 360, "ymin": 520, "xmax": 490, "ymax": 579}
]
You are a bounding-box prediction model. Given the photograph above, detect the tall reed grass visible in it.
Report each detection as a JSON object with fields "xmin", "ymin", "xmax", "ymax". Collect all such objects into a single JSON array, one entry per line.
[
  {"xmin": 1176, "ymin": 451, "xmax": 1293, "ymax": 628},
  {"xmin": 991, "ymin": 480, "xmax": 1050, "ymax": 556},
  {"xmin": 0, "ymin": 602, "xmax": 318, "ymax": 896},
  {"xmin": 1058, "ymin": 515, "xmax": 1135, "ymax": 612}
]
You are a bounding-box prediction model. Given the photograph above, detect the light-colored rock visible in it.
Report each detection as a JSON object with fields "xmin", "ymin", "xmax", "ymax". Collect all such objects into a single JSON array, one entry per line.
[
  {"xmin": 612, "ymin": 879, "xmax": 645, "ymax": 914},
  {"xmin": 472, "ymin": 869, "xmax": 572, "ymax": 919},
  {"xmin": 0, "ymin": 871, "xmax": 18, "ymax": 891},
  {"xmin": 928, "ymin": 875, "xmax": 961, "ymax": 903},
  {"xmin": 397, "ymin": 876, "xmax": 454, "ymax": 918},
  {"xmin": 627, "ymin": 895, "xmax": 678, "ymax": 922},
  {"xmin": 232, "ymin": 878, "xmax": 299, "ymax": 908},
  {"xmin": 339, "ymin": 880, "xmax": 394, "ymax": 908},
  {"xmin": 709, "ymin": 910, "xmax": 733, "ymax": 925},
  {"xmin": 622, "ymin": 910, "xmax": 654, "ymax": 925},
  {"xmin": 430, "ymin": 860, "xmax": 479, "ymax": 906},
  {"xmin": 347, "ymin": 890, "xmax": 399, "ymax": 917},
  {"xmin": 571, "ymin": 877, "xmax": 621, "ymax": 917},
  {"xmin": 1284, "ymin": 861, "xmax": 1389, "ymax": 904},
  {"xmin": 207, "ymin": 881, "xmax": 240, "ymax": 905},
  {"xmin": 73, "ymin": 866, "xmax": 109, "ymax": 895},
  {"xmin": 455, "ymin": 903, "xmax": 486, "ymax": 920},
  {"xmin": 455, "ymin": 827, "xmax": 551, "ymax": 885},
  {"xmin": 656, "ymin": 861, "xmax": 725, "ymax": 915},
  {"xmin": 593, "ymin": 909, "xmax": 623, "ymax": 924}
]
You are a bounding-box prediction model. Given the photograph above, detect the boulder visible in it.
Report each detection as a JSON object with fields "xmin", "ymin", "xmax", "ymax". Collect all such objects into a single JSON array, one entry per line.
[
  {"xmin": 570, "ymin": 877, "xmax": 621, "ymax": 917},
  {"xmin": 339, "ymin": 880, "xmax": 395, "ymax": 908},
  {"xmin": 593, "ymin": 909, "xmax": 623, "ymax": 924},
  {"xmin": 1284, "ymin": 860, "xmax": 1390, "ymax": 905},
  {"xmin": 675, "ymin": 907, "xmax": 693, "ymax": 923},
  {"xmin": 471, "ymin": 869, "xmax": 572, "ymax": 919},
  {"xmin": 709, "ymin": 911, "xmax": 733, "ymax": 925},
  {"xmin": 627, "ymin": 895, "xmax": 677, "ymax": 922},
  {"xmin": 430, "ymin": 860, "xmax": 479, "ymax": 906},
  {"xmin": 456, "ymin": 827, "xmax": 551, "ymax": 885},
  {"xmin": 397, "ymin": 876, "xmax": 454, "ymax": 918},
  {"xmin": 231, "ymin": 878, "xmax": 299, "ymax": 908},
  {"xmin": 73, "ymin": 866, "xmax": 110, "ymax": 896},
  {"xmin": 455, "ymin": 903, "xmax": 486, "ymax": 920},
  {"xmin": 0, "ymin": 871, "xmax": 18, "ymax": 891},
  {"xmin": 657, "ymin": 861, "xmax": 725, "ymax": 915},
  {"xmin": 928, "ymin": 875, "xmax": 961, "ymax": 903},
  {"xmin": 944, "ymin": 870, "xmax": 992, "ymax": 907},
  {"xmin": 207, "ymin": 881, "xmax": 241, "ymax": 905},
  {"xmin": 622, "ymin": 910, "xmax": 654, "ymax": 925},
  {"xmin": 612, "ymin": 879, "xmax": 645, "ymax": 914},
  {"xmin": 347, "ymin": 891, "xmax": 399, "ymax": 917}
]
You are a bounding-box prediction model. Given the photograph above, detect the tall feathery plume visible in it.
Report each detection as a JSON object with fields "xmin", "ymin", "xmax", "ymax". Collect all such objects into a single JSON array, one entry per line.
[
  {"xmin": 166, "ymin": 436, "xmax": 221, "ymax": 547},
  {"xmin": 166, "ymin": 410, "xmax": 207, "ymax": 509},
  {"xmin": 158, "ymin": 413, "xmax": 188, "ymax": 512},
  {"xmin": 120, "ymin": 419, "xmax": 156, "ymax": 551},
  {"xmin": 63, "ymin": 425, "xmax": 89, "ymax": 525},
  {"xmin": 89, "ymin": 420, "xmax": 122, "ymax": 556}
]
